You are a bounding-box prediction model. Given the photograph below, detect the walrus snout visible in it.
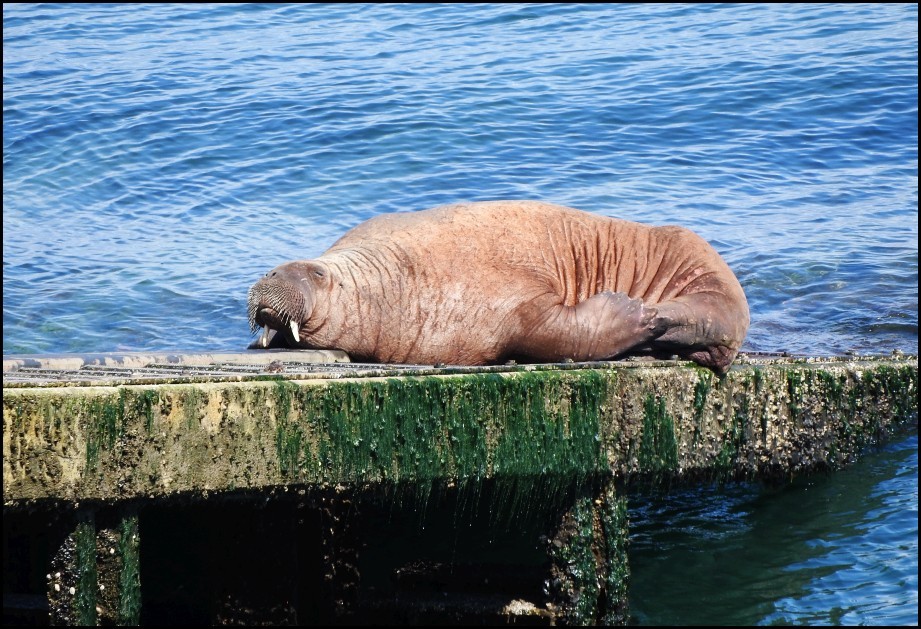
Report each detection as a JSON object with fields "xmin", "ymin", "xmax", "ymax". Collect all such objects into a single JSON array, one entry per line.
[{"xmin": 247, "ymin": 274, "xmax": 310, "ymax": 348}]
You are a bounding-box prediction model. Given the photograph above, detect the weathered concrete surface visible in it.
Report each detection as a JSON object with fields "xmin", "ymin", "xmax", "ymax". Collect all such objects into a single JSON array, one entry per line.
[
  {"xmin": 2, "ymin": 349, "xmax": 351, "ymax": 387},
  {"xmin": 3, "ymin": 353, "xmax": 917, "ymax": 626},
  {"xmin": 2, "ymin": 349, "xmax": 350, "ymax": 374},
  {"xmin": 4, "ymin": 355, "xmax": 917, "ymax": 505}
]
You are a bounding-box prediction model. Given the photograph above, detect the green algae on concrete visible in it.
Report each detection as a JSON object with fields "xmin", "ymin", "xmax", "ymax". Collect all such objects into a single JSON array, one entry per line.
[
  {"xmin": 274, "ymin": 371, "xmax": 609, "ymax": 486},
  {"xmin": 713, "ymin": 395, "xmax": 750, "ymax": 482},
  {"xmin": 637, "ymin": 394, "xmax": 679, "ymax": 479},
  {"xmin": 85, "ymin": 390, "xmax": 126, "ymax": 469},
  {"xmin": 547, "ymin": 481, "xmax": 629, "ymax": 625},
  {"xmin": 778, "ymin": 362, "xmax": 916, "ymax": 471},
  {"xmin": 3, "ymin": 357, "xmax": 918, "ymax": 504},
  {"xmin": 74, "ymin": 516, "xmax": 98, "ymax": 626},
  {"xmin": 693, "ymin": 376, "xmax": 710, "ymax": 420},
  {"xmin": 599, "ymin": 484, "xmax": 630, "ymax": 626},
  {"xmin": 117, "ymin": 514, "xmax": 141, "ymax": 626}
]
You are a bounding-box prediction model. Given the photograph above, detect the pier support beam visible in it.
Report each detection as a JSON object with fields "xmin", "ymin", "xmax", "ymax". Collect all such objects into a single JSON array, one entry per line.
[
  {"xmin": 547, "ymin": 480, "xmax": 629, "ymax": 625},
  {"xmin": 46, "ymin": 508, "xmax": 140, "ymax": 626}
]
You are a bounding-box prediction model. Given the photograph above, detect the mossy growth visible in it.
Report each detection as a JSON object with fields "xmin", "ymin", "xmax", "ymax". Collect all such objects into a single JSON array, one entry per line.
[
  {"xmin": 637, "ymin": 394, "xmax": 679, "ymax": 481},
  {"xmin": 547, "ymin": 482, "xmax": 629, "ymax": 625},
  {"xmin": 85, "ymin": 391, "xmax": 126, "ymax": 469},
  {"xmin": 777, "ymin": 364, "xmax": 917, "ymax": 469},
  {"xmin": 274, "ymin": 380, "xmax": 303, "ymax": 477},
  {"xmin": 181, "ymin": 387, "xmax": 202, "ymax": 430},
  {"xmin": 117, "ymin": 514, "xmax": 141, "ymax": 626},
  {"xmin": 74, "ymin": 517, "xmax": 98, "ymax": 627},
  {"xmin": 714, "ymin": 397, "xmax": 749, "ymax": 482},
  {"xmin": 133, "ymin": 389, "xmax": 159, "ymax": 434},
  {"xmin": 273, "ymin": 371, "xmax": 610, "ymax": 490},
  {"xmin": 599, "ymin": 483, "xmax": 630, "ymax": 625},
  {"xmin": 691, "ymin": 374, "xmax": 712, "ymax": 445},
  {"xmin": 752, "ymin": 365, "xmax": 765, "ymax": 394},
  {"xmin": 864, "ymin": 364, "xmax": 917, "ymax": 423},
  {"xmin": 836, "ymin": 364, "xmax": 917, "ymax": 457},
  {"xmin": 693, "ymin": 376, "xmax": 710, "ymax": 422},
  {"xmin": 785, "ymin": 368, "xmax": 804, "ymax": 421},
  {"xmin": 79, "ymin": 388, "xmax": 162, "ymax": 471},
  {"xmin": 548, "ymin": 493, "xmax": 600, "ymax": 624}
]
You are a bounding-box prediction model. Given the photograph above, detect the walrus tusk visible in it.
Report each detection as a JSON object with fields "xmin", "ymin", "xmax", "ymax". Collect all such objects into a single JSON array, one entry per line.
[
  {"xmin": 260, "ymin": 325, "xmax": 271, "ymax": 348},
  {"xmin": 289, "ymin": 320, "xmax": 300, "ymax": 343}
]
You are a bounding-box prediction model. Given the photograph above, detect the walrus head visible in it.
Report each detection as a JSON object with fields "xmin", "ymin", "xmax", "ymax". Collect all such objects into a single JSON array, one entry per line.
[{"xmin": 247, "ymin": 261, "xmax": 329, "ymax": 349}]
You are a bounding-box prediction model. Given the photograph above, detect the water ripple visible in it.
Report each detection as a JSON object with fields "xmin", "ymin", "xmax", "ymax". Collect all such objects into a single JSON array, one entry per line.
[{"xmin": 3, "ymin": 3, "xmax": 917, "ymax": 359}]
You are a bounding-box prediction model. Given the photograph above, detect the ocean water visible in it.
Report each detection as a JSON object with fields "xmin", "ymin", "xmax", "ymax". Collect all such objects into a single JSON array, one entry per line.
[
  {"xmin": 628, "ymin": 432, "xmax": 918, "ymax": 626},
  {"xmin": 3, "ymin": 3, "xmax": 917, "ymax": 625}
]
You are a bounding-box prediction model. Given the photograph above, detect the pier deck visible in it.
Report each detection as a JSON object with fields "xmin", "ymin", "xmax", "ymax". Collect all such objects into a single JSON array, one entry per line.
[{"xmin": 3, "ymin": 351, "xmax": 917, "ymax": 625}]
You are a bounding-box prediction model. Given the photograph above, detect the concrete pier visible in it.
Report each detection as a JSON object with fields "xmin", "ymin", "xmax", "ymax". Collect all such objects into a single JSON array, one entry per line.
[{"xmin": 3, "ymin": 352, "xmax": 917, "ymax": 625}]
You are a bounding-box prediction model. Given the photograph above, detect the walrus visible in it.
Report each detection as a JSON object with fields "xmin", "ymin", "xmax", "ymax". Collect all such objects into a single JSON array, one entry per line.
[{"xmin": 247, "ymin": 201, "xmax": 749, "ymax": 372}]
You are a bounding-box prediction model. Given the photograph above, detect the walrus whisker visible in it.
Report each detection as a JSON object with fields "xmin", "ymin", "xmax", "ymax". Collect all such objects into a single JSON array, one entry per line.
[{"xmin": 247, "ymin": 281, "xmax": 309, "ymax": 342}]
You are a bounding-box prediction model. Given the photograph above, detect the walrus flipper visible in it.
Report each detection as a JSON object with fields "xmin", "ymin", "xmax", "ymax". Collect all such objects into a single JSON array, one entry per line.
[
  {"xmin": 515, "ymin": 291, "xmax": 664, "ymax": 363},
  {"xmin": 645, "ymin": 292, "xmax": 748, "ymax": 373}
]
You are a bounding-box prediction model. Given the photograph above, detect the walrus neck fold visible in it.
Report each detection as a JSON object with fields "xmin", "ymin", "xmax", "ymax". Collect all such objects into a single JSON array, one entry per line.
[{"xmin": 305, "ymin": 254, "xmax": 381, "ymax": 354}]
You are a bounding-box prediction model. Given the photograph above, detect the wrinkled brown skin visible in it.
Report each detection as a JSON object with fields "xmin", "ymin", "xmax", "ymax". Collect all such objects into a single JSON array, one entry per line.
[{"xmin": 248, "ymin": 201, "xmax": 750, "ymax": 373}]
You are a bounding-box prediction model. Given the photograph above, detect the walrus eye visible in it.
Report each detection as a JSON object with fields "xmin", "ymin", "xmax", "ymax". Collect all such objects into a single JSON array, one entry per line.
[{"xmin": 314, "ymin": 270, "xmax": 324, "ymax": 278}]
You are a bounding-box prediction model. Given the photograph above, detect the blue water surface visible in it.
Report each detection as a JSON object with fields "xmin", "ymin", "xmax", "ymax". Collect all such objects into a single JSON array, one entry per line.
[
  {"xmin": 3, "ymin": 3, "xmax": 918, "ymax": 625},
  {"xmin": 3, "ymin": 3, "xmax": 917, "ymax": 357},
  {"xmin": 629, "ymin": 432, "xmax": 918, "ymax": 626}
]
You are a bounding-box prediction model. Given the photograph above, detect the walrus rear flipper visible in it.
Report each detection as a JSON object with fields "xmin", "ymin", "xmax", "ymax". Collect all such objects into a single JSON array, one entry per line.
[
  {"xmin": 514, "ymin": 291, "xmax": 664, "ymax": 363},
  {"xmin": 647, "ymin": 292, "xmax": 749, "ymax": 373}
]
